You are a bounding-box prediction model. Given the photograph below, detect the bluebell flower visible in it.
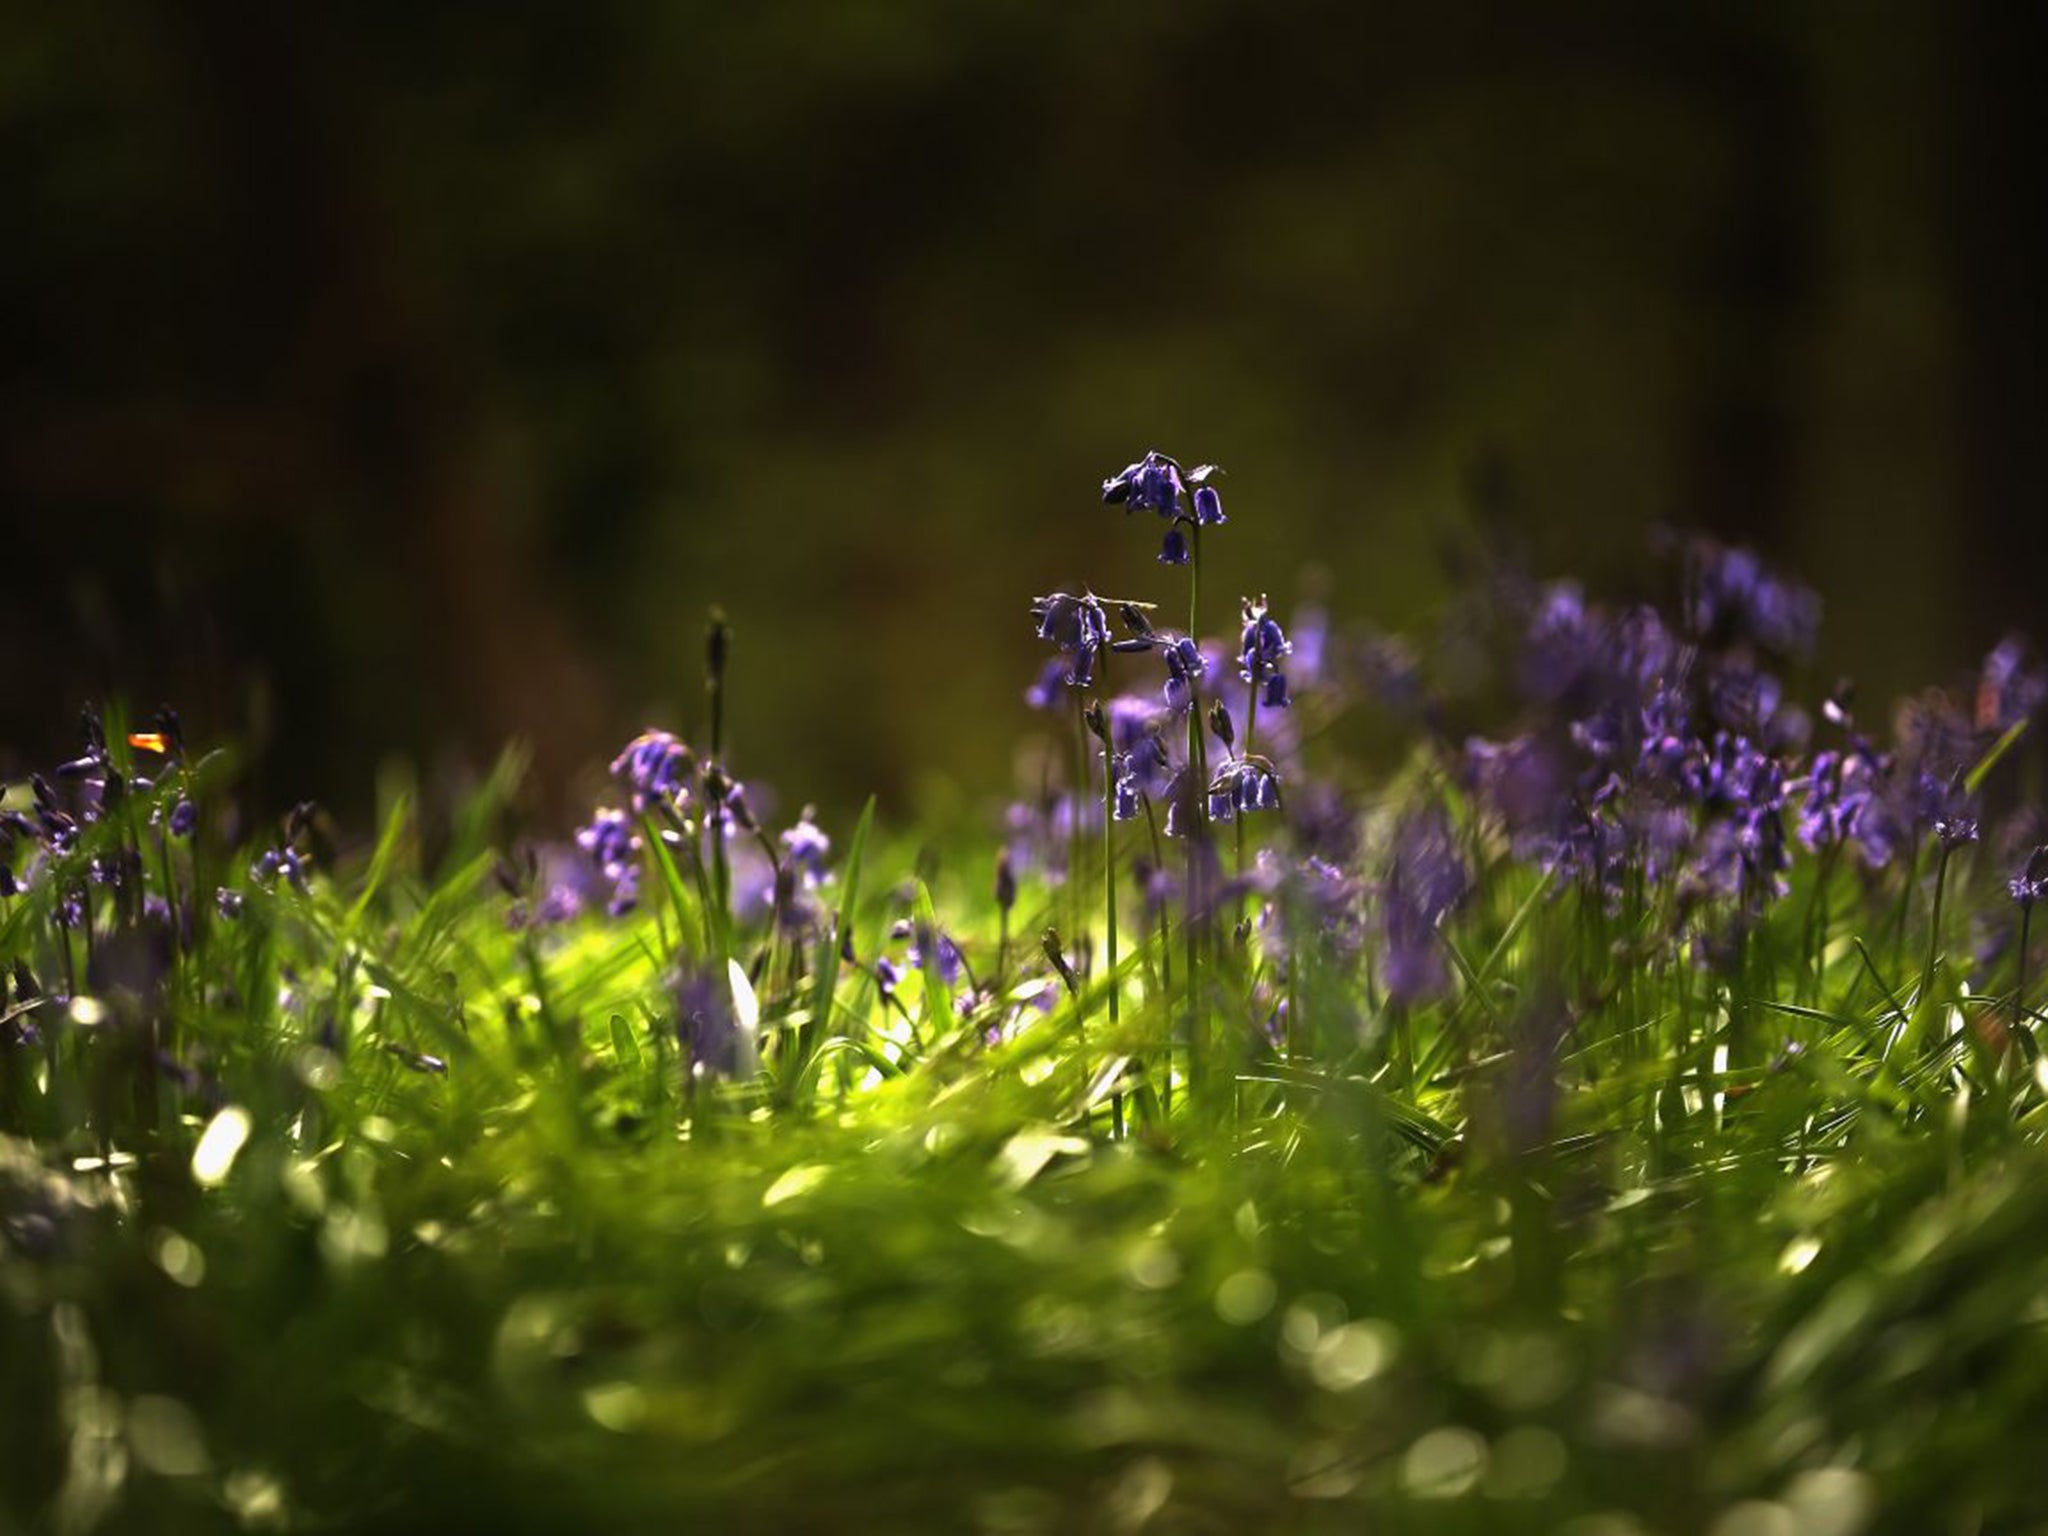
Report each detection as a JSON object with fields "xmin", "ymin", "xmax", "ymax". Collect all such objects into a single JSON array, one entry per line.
[
  {"xmin": 1192, "ymin": 484, "xmax": 1225, "ymax": 526},
  {"xmin": 1682, "ymin": 537, "xmax": 1822, "ymax": 657},
  {"xmin": 1206, "ymin": 756, "xmax": 1281, "ymax": 822},
  {"xmin": 1239, "ymin": 596, "xmax": 1292, "ymax": 701},
  {"xmin": 251, "ymin": 847, "xmax": 310, "ymax": 893},
  {"xmin": 1109, "ymin": 753, "xmax": 1140, "ymax": 821},
  {"xmin": 2012, "ymin": 847, "xmax": 2048, "ymax": 910},
  {"xmin": 780, "ymin": 807, "xmax": 832, "ymax": 887},
  {"xmin": 1796, "ymin": 748, "xmax": 1877, "ymax": 853},
  {"xmin": 611, "ymin": 730, "xmax": 695, "ymax": 814},
  {"xmin": 1031, "ymin": 591, "xmax": 1112, "ymax": 689},
  {"xmin": 1372, "ymin": 808, "xmax": 1469, "ymax": 1005},
  {"xmin": 700, "ymin": 766, "xmax": 755, "ymax": 838},
  {"xmin": 1161, "ymin": 636, "xmax": 1209, "ymax": 716},
  {"xmin": 167, "ymin": 799, "xmax": 197, "ymax": 838},
  {"xmin": 1259, "ymin": 852, "xmax": 1364, "ymax": 966},
  {"xmin": 576, "ymin": 807, "xmax": 638, "ymax": 879},
  {"xmin": 1024, "ymin": 656, "xmax": 1071, "ymax": 711},
  {"xmin": 1101, "ymin": 450, "xmax": 1184, "ymax": 517},
  {"xmin": 772, "ymin": 861, "xmax": 821, "ymax": 936},
  {"xmin": 215, "ymin": 888, "xmax": 244, "ymax": 921},
  {"xmin": 1158, "ymin": 525, "xmax": 1189, "ymax": 566},
  {"xmin": 672, "ymin": 969, "xmax": 740, "ymax": 1078},
  {"xmin": 909, "ymin": 926, "xmax": 964, "ymax": 986}
]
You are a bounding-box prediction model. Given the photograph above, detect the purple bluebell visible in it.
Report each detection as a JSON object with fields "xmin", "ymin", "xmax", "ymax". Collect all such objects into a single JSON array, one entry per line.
[
  {"xmin": 780, "ymin": 807, "xmax": 832, "ymax": 887},
  {"xmin": 908, "ymin": 926, "xmax": 964, "ymax": 986},
  {"xmin": 1192, "ymin": 485, "xmax": 1225, "ymax": 526},
  {"xmin": 1162, "ymin": 636, "xmax": 1204, "ymax": 716},
  {"xmin": 576, "ymin": 807, "xmax": 638, "ymax": 879},
  {"xmin": 1796, "ymin": 748, "xmax": 1878, "ymax": 853},
  {"xmin": 1261, "ymin": 852, "xmax": 1364, "ymax": 965},
  {"xmin": 1158, "ymin": 525, "xmax": 1189, "ymax": 566},
  {"xmin": 1101, "ymin": 450, "xmax": 1185, "ymax": 517},
  {"xmin": 1373, "ymin": 807, "xmax": 1470, "ymax": 1005},
  {"xmin": 1109, "ymin": 754, "xmax": 1140, "ymax": 822},
  {"xmin": 1024, "ymin": 656, "xmax": 1071, "ymax": 711},
  {"xmin": 771, "ymin": 861, "xmax": 821, "ymax": 936},
  {"xmin": 1520, "ymin": 582, "xmax": 1601, "ymax": 705},
  {"xmin": 575, "ymin": 807, "xmax": 643, "ymax": 914},
  {"xmin": 1239, "ymin": 596, "xmax": 1293, "ymax": 707},
  {"xmin": 1206, "ymin": 757, "xmax": 1281, "ymax": 822},
  {"xmin": 2013, "ymin": 847, "xmax": 2048, "ymax": 910},
  {"xmin": 215, "ymin": 888, "xmax": 244, "ymax": 921},
  {"xmin": 1465, "ymin": 735, "xmax": 1572, "ymax": 861},
  {"xmin": 672, "ymin": 969, "xmax": 741, "ymax": 1079},
  {"xmin": 697, "ymin": 765, "xmax": 756, "ymax": 841},
  {"xmin": 610, "ymin": 730, "xmax": 695, "ymax": 814},
  {"xmin": 251, "ymin": 847, "xmax": 310, "ymax": 893},
  {"xmin": 167, "ymin": 798, "xmax": 198, "ymax": 838},
  {"xmin": 1682, "ymin": 538, "xmax": 1822, "ymax": 657},
  {"xmin": 1031, "ymin": 591, "xmax": 1112, "ymax": 689}
]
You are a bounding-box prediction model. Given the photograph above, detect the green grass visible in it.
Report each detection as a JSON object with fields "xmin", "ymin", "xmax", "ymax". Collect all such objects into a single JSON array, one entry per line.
[{"xmin": 5, "ymin": 691, "xmax": 2048, "ymax": 1532}]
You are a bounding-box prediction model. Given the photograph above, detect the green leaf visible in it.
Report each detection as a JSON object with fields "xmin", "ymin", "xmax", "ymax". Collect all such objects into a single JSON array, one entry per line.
[{"xmin": 609, "ymin": 1013, "xmax": 642, "ymax": 1071}]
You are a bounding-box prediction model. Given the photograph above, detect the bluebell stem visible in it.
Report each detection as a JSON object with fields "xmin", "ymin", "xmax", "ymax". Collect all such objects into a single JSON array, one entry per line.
[
  {"xmin": 2014, "ymin": 846, "xmax": 2048, "ymax": 1031},
  {"xmin": 994, "ymin": 847, "xmax": 1017, "ymax": 988}
]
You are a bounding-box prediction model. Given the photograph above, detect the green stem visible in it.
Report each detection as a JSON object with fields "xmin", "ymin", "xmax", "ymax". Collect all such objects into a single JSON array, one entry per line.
[
  {"xmin": 2018, "ymin": 903, "xmax": 2034, "ymax": 1035},
  {"xmin": 1072, "ymin": 692, "xmax": 1091, "ymax": 962},
  {"xmin": 1919, "ymin": 843, "xmax": 1952, "ymax": 1011},
  {"xmin": 1236, "ymin": 661, "xmax": 1261, "ymax": 924}
]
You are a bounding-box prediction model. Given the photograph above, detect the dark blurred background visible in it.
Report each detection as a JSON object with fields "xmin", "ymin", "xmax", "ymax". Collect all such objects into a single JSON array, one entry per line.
[{"xmin": 4, "ymin": 1, "xmax": 2045, "ymax": 823}]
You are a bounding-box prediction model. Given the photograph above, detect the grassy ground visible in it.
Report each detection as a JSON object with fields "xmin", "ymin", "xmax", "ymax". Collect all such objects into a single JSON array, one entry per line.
[{"xmin": 6, "ymin": 496, "xmax": 2048, "ymax": 1533}]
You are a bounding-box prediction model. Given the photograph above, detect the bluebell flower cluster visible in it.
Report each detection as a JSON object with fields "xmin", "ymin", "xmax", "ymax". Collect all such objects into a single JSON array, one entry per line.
[
  {"xmin": 1101, "ymin": 450, "xmax": 1225, "ymax": 565},
  {"xmin": 611, "ymin": 731, "xmax": 695, "ymax": 814},
  {"xmin": 2013, "ymin": 847, "xmax": 2048, "ymax": 911},
  {"xmin": 1682, "ymin": 537, "xmax": 1823, "ymax": 657},
  {"xmin": 1206, "ymin": 756, "xmax": 1281, "ymax": 821},
  {"xmin": 1376, "ymin": 803, "xmax": 1471, "ymax": 1004},
  {"xmin": 1031, "ymin": 591, "xmax": 1113, "ymax": 689},
  {"xmin": 576, "ymin": 806, "xmax": 642, "ymax": 916},
  {"xmin": 1239, "ymin": 595, "xmax": 1293, "ymax": 709}
]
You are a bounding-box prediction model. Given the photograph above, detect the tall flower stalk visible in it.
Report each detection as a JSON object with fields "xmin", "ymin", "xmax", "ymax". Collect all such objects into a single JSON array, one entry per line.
[{"xmin": 1102, "ymin": 450, "xmax": 1231, "ymax": 1114}]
